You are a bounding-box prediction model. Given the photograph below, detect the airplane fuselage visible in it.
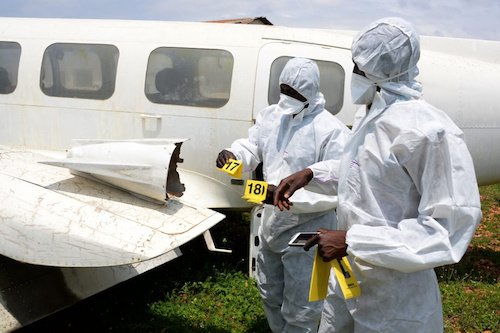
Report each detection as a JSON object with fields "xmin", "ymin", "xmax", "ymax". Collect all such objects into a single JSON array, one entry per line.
[{"xmin": 1, "ymin": 18, "xmax": 498, "ymax": 211}]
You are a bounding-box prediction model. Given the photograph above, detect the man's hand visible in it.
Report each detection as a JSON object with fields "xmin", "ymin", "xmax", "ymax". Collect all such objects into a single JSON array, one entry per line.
[
  {"xmin": 304, "ymin": 229, "xmax": 347, "ymax": 262},
  {"xmin": 216, "ymin": 149, "xmax": 236, "ymax": 168},
  {"xmin": 273, "ymin": 168, "xmax": 313, "ymax": 211}
]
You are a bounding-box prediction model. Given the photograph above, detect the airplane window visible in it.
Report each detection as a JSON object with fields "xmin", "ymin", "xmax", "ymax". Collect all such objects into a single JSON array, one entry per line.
[
  {"xmin": 40, "ymin": 43, "xmax": 119, "ymax": 100},
  {"xmin": 268, "ymin": 57, "xmax": 345, "ymax": 115},
  {"xmin": 145, "ymin": 47, "xmax": 233, "ymax": 108},
  {"xmin": 0, "ymin": 42, "xmax": 21, "ymax": 94}
]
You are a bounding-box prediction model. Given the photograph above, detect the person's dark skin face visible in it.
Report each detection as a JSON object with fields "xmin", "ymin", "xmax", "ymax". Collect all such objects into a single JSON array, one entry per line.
[
  {"xmin": 353, "ymin": 62, "xmax": 366, "ymax": 77},
  {"xmin": 280, "ymin": 84, "xmax": 307, "ymax": 102},
  {"xmin": 273, "ymin": 63, "xmax": 372, "ymax": 210}
]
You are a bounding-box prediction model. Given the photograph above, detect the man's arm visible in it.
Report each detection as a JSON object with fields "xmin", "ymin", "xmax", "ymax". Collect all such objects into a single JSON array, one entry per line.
[
  {"xmin": 274, "ymin": 117, "xmax": 349, "ymax": 210},
  {"xmin": 273, "ymin": 159, "xmax": 342, "ymax": 211},
  {"xmin": 273, "ymin": 168, "xmax": 313, "ymax": 211},
  {"xmin": 345, "ymin": 131, "xmax": 482, "ymax": 273}
]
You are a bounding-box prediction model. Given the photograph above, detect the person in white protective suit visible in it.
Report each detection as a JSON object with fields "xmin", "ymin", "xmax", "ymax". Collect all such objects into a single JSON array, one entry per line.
[
  {"xmin": 216, "ymin": 57, "xmax": 350, "ymax": 333},
  {"xmin": 273, "ymin": 18, "xmax": 482, "ymax": 333}
]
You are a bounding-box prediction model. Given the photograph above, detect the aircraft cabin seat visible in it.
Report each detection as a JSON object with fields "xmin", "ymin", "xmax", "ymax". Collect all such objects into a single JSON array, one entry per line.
[{"xmin": 154, "ymin": 68, "xmax": 186, "ymax": 103}]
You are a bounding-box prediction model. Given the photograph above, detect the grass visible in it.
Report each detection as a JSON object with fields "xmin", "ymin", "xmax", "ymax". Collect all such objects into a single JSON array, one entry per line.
[
  {"xmin": 147, "ymin": 270, "xmax": 267, "ymax": 333},
  {"xmin": 17, "ymin": 186, "xmax": 500, "ymax": 333},
  {"xmin": 436, "ymin": 183, "xmax": 500, "ymax": 333}
]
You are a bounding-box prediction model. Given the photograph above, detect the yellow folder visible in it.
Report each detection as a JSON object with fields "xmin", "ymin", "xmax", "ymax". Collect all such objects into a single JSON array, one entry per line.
[
  {"xmin": 309, "ymin": 248, "xmax": 361, "ymax": 302},
  {"xmin": 309, "ymin": 247, "xmax": 332, "ymax": 301},
  {"xmin": 332, "ymin": 256, "xmax": 361, "ymax": 299}
]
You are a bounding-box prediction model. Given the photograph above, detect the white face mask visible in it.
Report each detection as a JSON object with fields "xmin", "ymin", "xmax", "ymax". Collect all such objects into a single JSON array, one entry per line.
[
  {"xmin": 276, "ymin": 94, "xmax": 308, "ymax": 115},
  {"xmin": 351, "ymin": 73, "xmax": 376, "ymax": 105}
]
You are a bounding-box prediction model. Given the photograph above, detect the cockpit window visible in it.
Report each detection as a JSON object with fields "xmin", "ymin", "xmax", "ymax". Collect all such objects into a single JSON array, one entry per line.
[
  {"xmin": 145, "ymin": 47, "xmax": 233, "ymax": 108},
  {"xmin": 269, "ymin": 56, "xmax": 345, "ymax": 115},
  {"xmin": 0, "ymin": 42, "xmax": 21, "ymax": 94},
  {"xmin": 40, "ymin": 43, "xmax": 119, "ymax": 100}
]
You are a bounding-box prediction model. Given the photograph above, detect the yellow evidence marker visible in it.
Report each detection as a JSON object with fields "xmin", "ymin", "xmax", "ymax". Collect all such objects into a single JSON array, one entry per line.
[
  {"xmin": 309, "ymin": 248, "xmax": 361, "ymax": 301},
  {"xmin": 242, "ymin": 180, "xmax": 268, "ymax": 204},
  {"xmin": 219, "ymin": 159, "xmax": 243, "ymax": 179}
]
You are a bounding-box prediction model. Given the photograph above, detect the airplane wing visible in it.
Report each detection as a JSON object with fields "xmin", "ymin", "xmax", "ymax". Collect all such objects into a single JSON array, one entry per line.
[{"xmin": 0, "ymin": 142, "xmax": 225, "ymax": 267}]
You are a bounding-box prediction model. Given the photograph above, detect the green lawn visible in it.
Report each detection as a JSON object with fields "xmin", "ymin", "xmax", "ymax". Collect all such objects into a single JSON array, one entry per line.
[{"xmin": 437, "ymin": 184, "xmax": 500, "ymax": 333}]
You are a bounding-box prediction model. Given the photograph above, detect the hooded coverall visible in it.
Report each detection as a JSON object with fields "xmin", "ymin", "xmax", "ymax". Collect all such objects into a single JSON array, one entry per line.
[
  {"xmin": 307, "ymin": 18, "xmax": 482, "ymax": 333},
  {"xmin": 228, "ymin": 58, "xmax": 350, "ymax": 332}
]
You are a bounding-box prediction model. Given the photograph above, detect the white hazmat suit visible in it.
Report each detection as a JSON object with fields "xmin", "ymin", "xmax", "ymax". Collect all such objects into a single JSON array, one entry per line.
[
  {"xmin": 307, "ymin": 18, "xmax": 482, "ymax": 332},
  {"xmin": 228, "ymin": 58, "xmax": 350, "ymax": 332}
]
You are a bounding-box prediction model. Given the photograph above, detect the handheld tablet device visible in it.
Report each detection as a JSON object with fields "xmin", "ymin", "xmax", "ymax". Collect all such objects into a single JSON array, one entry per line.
[{"xmin": 288, "ymin": 232, "xmax": 319, "ymax": 247}]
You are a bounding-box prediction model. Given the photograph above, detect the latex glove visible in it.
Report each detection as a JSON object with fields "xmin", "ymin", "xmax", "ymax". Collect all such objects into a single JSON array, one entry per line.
[
  {"xmin": 216, "ymin": 149, "xmax": 236, "ymax": 168},
  {"xmin": 304, "ymin": 228, "xmax": 347, "ymax": 262}
]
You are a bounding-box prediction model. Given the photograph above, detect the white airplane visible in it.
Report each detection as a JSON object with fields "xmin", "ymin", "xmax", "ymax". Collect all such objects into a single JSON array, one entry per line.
[{"xmin": 0, "ymin": 16, "xmax": 499, "ymax": 331}]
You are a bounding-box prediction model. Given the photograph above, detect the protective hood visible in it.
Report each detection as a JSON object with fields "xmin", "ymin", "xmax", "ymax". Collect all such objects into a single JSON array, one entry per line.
[
  {"xmin": 352, "ymin": 17, "xmax": 423, "ymax": 102},
  {"xmin": 278, "ymin": 58, "xmax": 325, "ymax": 117}
]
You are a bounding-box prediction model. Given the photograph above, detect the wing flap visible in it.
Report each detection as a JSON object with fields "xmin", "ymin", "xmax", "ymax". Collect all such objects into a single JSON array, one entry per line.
[{"xmin": 0, "ymin": 146, "xmax": 225, "ymax": 267}]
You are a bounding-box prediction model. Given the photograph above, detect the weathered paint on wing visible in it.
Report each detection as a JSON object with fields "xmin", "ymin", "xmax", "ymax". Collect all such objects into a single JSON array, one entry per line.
[
  {"xmin": 0, "ymin": 145, "xmax": 224, "ymax": 266},
  {"xmin": 0, "ymin": 143, "xmax": 226, "ymax": 331}
]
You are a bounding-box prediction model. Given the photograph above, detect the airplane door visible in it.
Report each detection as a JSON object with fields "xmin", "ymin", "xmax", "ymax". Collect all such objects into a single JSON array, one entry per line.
[{"xmin": 253, "ymin": 43, "xmax": 356, "ymax": 127}]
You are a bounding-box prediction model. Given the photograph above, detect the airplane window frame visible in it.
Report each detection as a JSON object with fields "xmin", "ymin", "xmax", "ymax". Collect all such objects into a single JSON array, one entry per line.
[
  {"xmin": 0, "ymin": 41, "xmax": 22, "ymax": 95},
  {"xmin": 40, "ymin": 43, "xmax": 119, "ymax": 100},
  {"xmin": 268, "ymin": 56, "xmax": 345, "ymax": 115},
  {"xmin": 145, "ymin": 47, "xmax": 234, "ymax": 108}
]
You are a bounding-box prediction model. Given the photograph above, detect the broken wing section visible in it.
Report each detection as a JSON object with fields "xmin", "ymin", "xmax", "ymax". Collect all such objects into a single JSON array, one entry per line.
[
  {"xmin": 40, "ymin": 139, "xmax": 187, "ymax": 202},
  {"xmin": 0, "ymin": 143, "xmax": 225, "ymax": 267}
]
